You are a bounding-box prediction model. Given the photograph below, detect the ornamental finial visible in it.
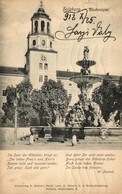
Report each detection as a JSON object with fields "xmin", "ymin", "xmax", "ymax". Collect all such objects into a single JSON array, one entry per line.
[{"xmin": 40, "ymin": 0, "xmax": 44, "ymax": 9}]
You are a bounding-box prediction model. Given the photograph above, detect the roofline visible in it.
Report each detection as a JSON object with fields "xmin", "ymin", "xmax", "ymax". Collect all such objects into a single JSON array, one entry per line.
[
  {"xmin": 57, "ymin": 77, "xmax": 70, "ymax": 80},
  {"xmin": 31, "ymin": 15, "xmax": 51, "ymax": 21},
  {"xmin": 0, "ymin": 66, "xmax": 27, "ymax": 76},
  {"xmin": 25, "ymin": 48, "xmax": 58, "ymax": 56},
  {"xmin": 56, "ymin": 70, "xmax": 121, "ymax": 80},
  {"xmin": 27, "ymin": 32, "xmax": 54, "ymax": 39},
  {"xmin": 0, "ymin": 73, "xmax": 26, "ymax": 77}
]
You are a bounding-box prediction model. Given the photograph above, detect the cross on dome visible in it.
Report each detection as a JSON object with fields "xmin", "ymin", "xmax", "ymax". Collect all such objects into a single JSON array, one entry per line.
[{"xmin": 40, "ymin": 0, "xmax": 44, "ymax": 9}]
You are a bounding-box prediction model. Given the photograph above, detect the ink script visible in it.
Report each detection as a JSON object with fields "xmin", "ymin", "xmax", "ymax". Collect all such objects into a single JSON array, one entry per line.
[{"xmin": 55, "ymin": 8, "xmax": 116, "ymax": 42}]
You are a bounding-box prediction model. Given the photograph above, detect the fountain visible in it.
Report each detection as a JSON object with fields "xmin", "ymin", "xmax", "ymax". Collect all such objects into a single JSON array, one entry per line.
[
  {"xmin": 70, "ymin": 46, "xmax": 102, "ymax": 84},
  {"xmin": 65, "ymin": 46, "xmax": 106, "ymax": 128}
]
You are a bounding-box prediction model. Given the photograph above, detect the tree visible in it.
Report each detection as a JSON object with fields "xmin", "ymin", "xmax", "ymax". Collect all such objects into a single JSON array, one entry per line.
[
  {"xmin": 92, "ymin": 78, "xmax": 122, "ymax": 122},
  {"xmin": 117, "ymin": 77, "xmax": 122, "ymax": 112},
  {"xmin": 2, "ymin": 80, "xmax": 38, "ymax": 126},
  {"xmin": 2, "ymin": 85, "xmax": 16, "ymax": 123},
  {"xmin": 16, "ymin": 80, "xmax": 38, "ymax": 126},
  {"xmin": 31, "ymin": 79, "xmax": 70, "ymax": 126}
]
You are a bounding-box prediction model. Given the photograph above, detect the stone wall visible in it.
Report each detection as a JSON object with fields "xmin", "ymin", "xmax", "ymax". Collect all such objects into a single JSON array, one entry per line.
[{"xmin": 0, "ymin": 127, "xmax": 31, "ymax": 142}]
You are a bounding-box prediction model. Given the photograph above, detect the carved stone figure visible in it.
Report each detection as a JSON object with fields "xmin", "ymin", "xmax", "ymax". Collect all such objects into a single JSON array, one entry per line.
[{"xmin": 83, "ymin": 46, "xmax": 89, "ymax": 60}]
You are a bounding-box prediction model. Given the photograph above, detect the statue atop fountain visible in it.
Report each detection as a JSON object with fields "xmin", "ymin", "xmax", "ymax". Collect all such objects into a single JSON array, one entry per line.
[{"xmin": 83, "ymin": 46, "xmax": 89, "ymax": 60}]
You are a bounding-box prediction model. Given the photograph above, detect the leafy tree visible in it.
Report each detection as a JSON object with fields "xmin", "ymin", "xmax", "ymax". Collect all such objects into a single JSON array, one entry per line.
[
  {"xmin": 92, "ymin": 78, "xmax": 122, "ymax": 122},
  {"xmin": 2, "ymin": 80, "xmax": 37, "ymax": 126},
  {"xmin": 117, "ymin": 77, "xmax": 122, "ymax": 112},
  {"xmin": 32, "ymin": 79, "xmax": 70, "ymax": 125},
  {"xmin": 16, "ymin": 80, "xmax": 38, "ymax": 126},
  {"xmin": 2, "ymin": 85, "xmax": 16, "ymax": 123}
]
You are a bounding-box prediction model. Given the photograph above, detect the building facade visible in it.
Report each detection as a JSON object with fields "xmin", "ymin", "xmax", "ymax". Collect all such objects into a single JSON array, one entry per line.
[
  {"xmin": 0, "ymin": 67, "xmax": 26, "ymax": 112},
  {"xmin": 0, "ymin": 2, "xmax": 121, "ymax": 112},
  {"xmin": 25, "ymin": 3, "xmax": 57, "ymax": 89}
]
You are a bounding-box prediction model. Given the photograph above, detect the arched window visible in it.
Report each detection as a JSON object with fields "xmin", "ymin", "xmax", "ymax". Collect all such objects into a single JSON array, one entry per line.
[
  {"xmin": 41, "ymin": 21, "xmax": 45, "ymax": 32},
  {"xmin": 33, "ymin": 40, "xmax": 36, "ymax": 46},
  {"xmin": 34, "ymin": 21, "xmax": 38, "ymax": 33},
  {"xmin": 47, "ymin": 22, "xmax": 50, "ymax": 33}
]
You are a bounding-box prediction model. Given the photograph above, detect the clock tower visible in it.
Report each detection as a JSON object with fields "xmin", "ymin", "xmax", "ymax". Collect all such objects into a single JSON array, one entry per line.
[{"xmin": 25, "ymin": 1, "xmax": 57, "ymax": 89}]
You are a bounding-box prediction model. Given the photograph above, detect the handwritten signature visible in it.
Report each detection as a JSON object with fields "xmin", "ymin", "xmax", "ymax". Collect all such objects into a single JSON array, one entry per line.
[{"xmin": 55, "ymin": 9, "xmax": 116, "ymax": 42}]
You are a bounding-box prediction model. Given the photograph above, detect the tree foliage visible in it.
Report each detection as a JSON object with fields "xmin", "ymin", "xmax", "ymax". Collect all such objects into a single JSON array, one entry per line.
[
  {"xmin": 32, "ymin": 79, "xmax": 70, "ymax": 125},
  {"xmin": 2, "ymin": 85, "xmax": 16, "ymax": 122},
  {"xmin": 16, "ymin": 80, "xmax": 38, "ymax": 125},
  {"xmin": 2, "ymin": 79, "xmax": 70, "ymax": 126},
  {"xmin": 2, "ymin": 80, "xmax": 37, "ymax": 125},
  {"xmin": 92, "ymin": 78, "xmax": 122, "ymax": 122}
]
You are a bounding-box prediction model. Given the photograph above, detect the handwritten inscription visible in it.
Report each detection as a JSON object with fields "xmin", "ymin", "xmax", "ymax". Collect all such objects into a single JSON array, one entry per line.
[{"xmin": 55, "ymin": 8, "xmax": 116, "ymax": 42}]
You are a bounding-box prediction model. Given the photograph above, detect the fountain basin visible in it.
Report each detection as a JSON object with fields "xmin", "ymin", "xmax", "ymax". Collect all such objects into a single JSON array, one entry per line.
[
  {"xmin": 70, "ymin": 74, "xmax": 103, "ymax": 84},
  {"xmin": 76, "ymin": 60, "xmax": 96, "ymax": 68}
]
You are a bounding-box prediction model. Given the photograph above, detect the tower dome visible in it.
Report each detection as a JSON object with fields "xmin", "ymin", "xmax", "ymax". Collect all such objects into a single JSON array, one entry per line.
[
  {"xmin": 30, "ymin": 1, "xmax": 51, "ymax": 34},
  {"xmin": 31, "ymin": 1, "xmax": 51, "ymax": 21}
]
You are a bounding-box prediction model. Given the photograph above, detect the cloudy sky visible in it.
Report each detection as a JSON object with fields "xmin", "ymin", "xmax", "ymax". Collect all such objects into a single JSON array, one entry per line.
[{"xmin": 0, "ymin": 0, "xmax": 122, "ymax": 75}]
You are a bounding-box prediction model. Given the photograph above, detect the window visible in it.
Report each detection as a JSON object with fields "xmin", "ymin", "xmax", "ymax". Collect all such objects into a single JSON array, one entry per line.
[
  {"xmin": 3, "ymin": 90, "xmax": 6, "ymax": 96},
  {"xmin": 33, "ymin": 40, "xmax": 36, "ymax": 46},
  {"xmin": 42, "ymin": 40, "xmax": 45, "ymax": 46},
  {"xmin": 41, "ymin": 21, "xmax": 45, "ymax": 32},
  {"xmin": 39, "ymin": 63, "xmax": 43, "ymax": 69},
  {"xmin": 34, "ymin": 20, "xmax": 38, "ymax": 32},
  {"xmin": 44, "ymin": 63, "xmax": 48, "ymax": 70},
  {"xmin": 50, "ymin": 42, "xmax": 52, "ymax": 48},
  {"xmin": 39, "ymin": 75, "xmax": 43, "ymax": 82},
  {"xmin": 44, "ymin": 75, "xmax": 48, "ymax": 82},
  {"xmin": 47, "ymin": 22, "xmax": 50, "ymax": 33},
  {"xmin": 69, "ymin": 83, "xmax": 72, "ymax": 86}
]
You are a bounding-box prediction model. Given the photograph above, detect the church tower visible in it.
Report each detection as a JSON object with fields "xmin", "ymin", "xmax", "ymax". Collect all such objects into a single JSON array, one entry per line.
[{"xmin": 25, "ymin": 1, "xmax": 57, "ymax": 89}]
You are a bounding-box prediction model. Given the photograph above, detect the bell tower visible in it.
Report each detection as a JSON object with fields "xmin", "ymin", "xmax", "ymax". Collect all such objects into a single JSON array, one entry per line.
[{"xmin": 25, "ymin": 1, "xmax": 57, "ymax": 89}]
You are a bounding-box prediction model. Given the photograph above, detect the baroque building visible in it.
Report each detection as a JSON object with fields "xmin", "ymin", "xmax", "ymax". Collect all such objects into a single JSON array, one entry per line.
[
  {"xmin": 25, "ymin": 1, "xmax": 57, "ymax": 88},
  {"xmin": 0, "ymin": 1, "xmax": 120, "ymax": 113},
  {"xmin": 0, "ymin": 1, "xmax": 80, "ymax": 112}
]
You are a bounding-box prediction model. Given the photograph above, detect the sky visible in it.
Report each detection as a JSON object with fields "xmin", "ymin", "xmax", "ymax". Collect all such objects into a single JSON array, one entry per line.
[{"xmin": 0, "ymin": 0, "xmax": 122, "ymax": 75}]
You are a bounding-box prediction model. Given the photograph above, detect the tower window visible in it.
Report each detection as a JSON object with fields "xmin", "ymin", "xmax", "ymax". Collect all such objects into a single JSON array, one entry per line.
[
  {"xmin": 41, "ymin": 21, "xmax": 45, "ymax": 32},
  {"xmin": 33, "ymin": 40, "xmax": 36, "ymax": 46},
  {"xmin": 44, "ymin": 63, "xmax": 48, "ymax": 70},
  {"xmin": 39, "ymin": 63, "xmax": 43, "ymax": 69},
  {"xmin": 39, "ymin": 75, "xmax": 43, "ymax": 82},
  {"xmin": 47, "ymin": 22, "xmax": 50, "ymax": 33},
  {"xmin": 44, "ymin": 75, "xmax": 48, "ymax": 82},
  {"xmin": 34, "ymin": 20, "xmax": 38, "ymax": 33},
  {"xmin": 3, "ymin": 90, "xmax": 6, "ymax": 96},
  {"xmin": 50, "ymin": 42, "xmax": 52, "ymax": 48}
]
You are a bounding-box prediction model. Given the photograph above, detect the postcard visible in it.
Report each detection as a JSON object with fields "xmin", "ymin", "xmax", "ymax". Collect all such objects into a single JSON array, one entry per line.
[{"xmin": 0, "ymin": 0, "xmax": 122, "ymax": 194}]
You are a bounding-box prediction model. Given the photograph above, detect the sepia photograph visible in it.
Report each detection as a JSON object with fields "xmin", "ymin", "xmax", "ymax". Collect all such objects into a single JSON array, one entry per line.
[
  {"xmin": 0, "ymin": 0, "xmax": 122, "ymax": 150},
  {"xmin": 0, "ymin": 0, "xmax": 122, "ymax": 193}
]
